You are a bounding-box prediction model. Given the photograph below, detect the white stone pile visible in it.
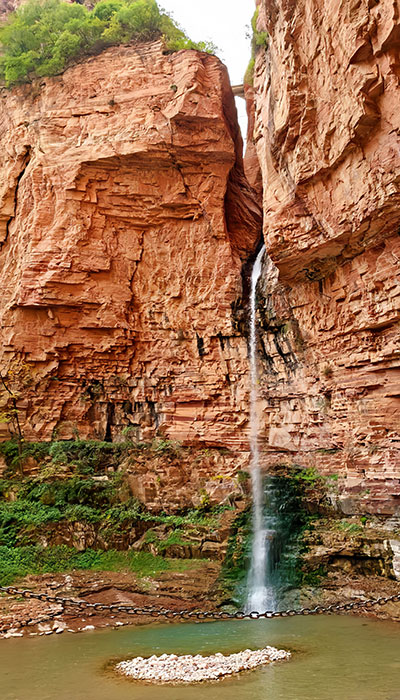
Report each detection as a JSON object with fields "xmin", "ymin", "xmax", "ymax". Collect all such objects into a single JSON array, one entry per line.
[{"xmin": 116, "ymin": 646, "xmax": 291, "ymax": 684}]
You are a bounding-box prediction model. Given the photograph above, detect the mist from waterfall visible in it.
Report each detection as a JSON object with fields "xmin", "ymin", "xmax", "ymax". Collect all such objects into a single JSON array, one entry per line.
[{"xmin": 245, "ymin": 245, "xmax": 276, "ymax": 614}]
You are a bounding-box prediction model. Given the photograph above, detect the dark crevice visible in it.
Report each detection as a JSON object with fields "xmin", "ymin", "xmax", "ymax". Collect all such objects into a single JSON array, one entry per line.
[
  {"xmin": 258, "ymin": 336, "xmax": 278, "ymax": 374},
  {"xmin": 1, "ymin": 146, "xmax": 31, "ymax": 251},
  {"xmin": 217, "ymin": 333, "xmax": 232, "ymax": 352},
  {"xmin": 217, "ymin": 332, "xmax": 225, "ymax": 351},
  {"xmin": 82, "ymin": 380, "xmax": 104, "ymax": 401},
  {"xmin": 147, "ymin": 400, "xmax": 158, "ymax": 426},
  {"xmin": 272, "ymin": 333, "xmax": 298, "ymax": 372},
  {"xmin": 196, "ymin": 333, "xmax": 205, "ymax": 357},
  {"xmin": 104, "ymin": 403, "xmax": 114, "ymax": 442}
]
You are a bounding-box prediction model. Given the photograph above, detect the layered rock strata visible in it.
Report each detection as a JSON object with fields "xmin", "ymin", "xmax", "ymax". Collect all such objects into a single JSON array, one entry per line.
[
  {"xmin": 1, "ymin": 0, "xmax": 399, "ymax": 523},
  {"xmin": 0, "ymin": 41, "xmax": 261, "ymax": 446},
  {"xmin": 248, "ymin": 0, "xmax": 400, "ymax": 515}
]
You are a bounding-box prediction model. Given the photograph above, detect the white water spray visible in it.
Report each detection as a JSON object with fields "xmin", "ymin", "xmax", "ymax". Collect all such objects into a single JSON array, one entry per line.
[{"xmin": 246, "ymin": 245, "xmax": 276, "ymax": 613}]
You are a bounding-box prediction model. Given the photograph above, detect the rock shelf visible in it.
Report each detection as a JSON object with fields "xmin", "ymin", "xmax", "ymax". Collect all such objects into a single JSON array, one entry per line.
[{"xmin": 115, "ymin": 647, "xmax": 291, "ymax": 683}]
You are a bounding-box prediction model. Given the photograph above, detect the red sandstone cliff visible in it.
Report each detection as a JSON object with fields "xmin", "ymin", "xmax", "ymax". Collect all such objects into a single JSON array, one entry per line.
[
  {"xmin": 247, "ymin": 0, "xmax": 400, "ymax": 515},
  {"xmin": 1, "ymin": 1, "xmax": 399, "ymax": 521},
  {"xmin": 0, "ymin": 41, "xmax": 261, "ymax": 447}
]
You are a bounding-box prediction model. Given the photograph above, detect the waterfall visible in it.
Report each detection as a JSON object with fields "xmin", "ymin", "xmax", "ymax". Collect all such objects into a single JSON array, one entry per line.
[{"xmin": 245, "ymin": 245, "xmax": 276, "ymax": 613}]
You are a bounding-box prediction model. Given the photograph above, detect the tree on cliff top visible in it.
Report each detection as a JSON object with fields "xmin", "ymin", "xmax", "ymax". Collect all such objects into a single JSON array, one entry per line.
[{"xmin": 0, "ymin": 0, "xmax": 217, "ymax": 86}]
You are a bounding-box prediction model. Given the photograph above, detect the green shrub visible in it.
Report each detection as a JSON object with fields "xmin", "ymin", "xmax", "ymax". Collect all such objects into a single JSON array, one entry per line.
[
  {"xmin": 0, "ymin": 437, "xmax": 135, "ymax": 476},
  {"xmin": 0, "ymin": 466, "xmax": 225, "ymax": 547},
  {"xmin": 336, "ymin": 519, "xmax": 363, "ymax": 535},
  {"xmin": 220, "ymin": 507, "xmax": 252, "ymax": 587},
  {"xmin": 0, "ymin": 500, "xmax": 63, "ymax": 546},
  {"xmin": 251, "ymin": 8, "xmax": 268, "ymax": 50},
  {"xmin": 151, "ymin": 437, "xmax": 182, "ymax": 457},
  {"xmin": 19, "ymin": 475, "xmax": 120, "ymax": 508},
  {"xmin": 244, "ymin": 8, "xmax": 268, "ymax": 86},
  {"xmin": 0, "ymin": 0, "xmax": 217, "ymax": 87},
  {"xmin": 102, "ymin": 498, "xmax": 144, "ymax": 525},
  {"xmin": 101, "ymin": 0, "xmax": 160, "ymax": 43},
  {"xmin": 0, "ymin": 475, "xmax": 133, "ymax": 545},
  {"xmin": 292, "ymin": 466, "xmax": 323, "ymax": 487},
  {"xmin": 156, "ymin": 528, "xmax": 189, "ymax": 553},
  {"xmin": 159, "ymin": 12, "xmax": 216, "ymax": 54},
  {"xmin": 301, "ymin": 565, "xmax": 327, "ymax": 587},
  {"xmin": 0, "ymin": 440, "xmax": 51, "ymax": 472}
]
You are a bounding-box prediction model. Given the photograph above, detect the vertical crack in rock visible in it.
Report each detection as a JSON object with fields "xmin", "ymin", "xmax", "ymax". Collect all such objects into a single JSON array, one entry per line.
[{"xmin": 0, "ymin": 146, "xmax": 31, "ymax": 250}]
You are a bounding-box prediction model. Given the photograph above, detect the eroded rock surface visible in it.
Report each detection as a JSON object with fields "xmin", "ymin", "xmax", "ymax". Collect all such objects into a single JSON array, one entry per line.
[
  {"xmin": 1, "ymin": 0, "xmax": 399, "ymax": 529},
  {"xmin": 0, "ymin": 0, "xmax": 19, "ymax": 21},
  {"xmin": 0, "ymin": 41, "xmax": 261, "ymax": 446},
  {"xmin": 248, "ymin": 0, "xmax": 400, "ymax": 515}
]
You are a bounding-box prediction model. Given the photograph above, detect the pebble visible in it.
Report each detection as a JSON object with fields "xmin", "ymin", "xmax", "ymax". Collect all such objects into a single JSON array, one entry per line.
[
  {"xmin": 116, "ymin": 646, "xmax": 291, "ymax": 684},
  {"xmin": 3, "ymin": 629, "xmax": 23, "ymax": 639},
  {"xmin": 38, "ymin": 623, "xmax": 52, "ymax": 633},
  {"xmin": 53, "ymin": 621, "xmax": 67, "ymax": 633}
]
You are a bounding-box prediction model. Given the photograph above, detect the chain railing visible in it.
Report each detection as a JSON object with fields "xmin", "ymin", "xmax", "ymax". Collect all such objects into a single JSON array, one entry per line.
[{"xmin": 1, "ymin": 585, "xmax": 400, "ymax": 620}]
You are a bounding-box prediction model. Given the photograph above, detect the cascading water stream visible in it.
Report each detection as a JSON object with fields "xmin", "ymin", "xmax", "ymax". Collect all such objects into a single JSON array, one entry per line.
[{"xmin": 245, "ymin": 245, "xmax": 276, "ymax": 613}]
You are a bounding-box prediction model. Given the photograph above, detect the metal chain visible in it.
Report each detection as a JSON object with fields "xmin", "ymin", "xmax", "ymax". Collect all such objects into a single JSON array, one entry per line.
[{"xmin": 1, "ymin": 585, "xmax": 399, "ymax": 620}]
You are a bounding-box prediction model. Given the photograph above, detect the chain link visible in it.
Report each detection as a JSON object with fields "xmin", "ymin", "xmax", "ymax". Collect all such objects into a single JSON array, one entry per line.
[{"xmin": 1, "ymin": 585, "xmax": 399, "ymax": 620}]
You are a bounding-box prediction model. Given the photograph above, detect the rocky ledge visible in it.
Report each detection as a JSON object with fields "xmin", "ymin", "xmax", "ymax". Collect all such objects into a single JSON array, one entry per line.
[{"xmin": 115, "ymin": 647, "xmax": 291, "ymax": 684}]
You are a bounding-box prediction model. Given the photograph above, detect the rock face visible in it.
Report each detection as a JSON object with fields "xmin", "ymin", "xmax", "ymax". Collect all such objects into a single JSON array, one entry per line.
[
  {"xmin": 0, "ymin": 0, "xmax": 19, "ymax": 21},
  {"xmin": 1, "ymin": 1, "xmax": 399, "ymax": 522},
  {"xmin": 248, "ymin": 0, "xmax": 400, "ymax": 515},
  {"xmin": 0, "ymin": 41, "xmax": 261, "ymax": 446}
]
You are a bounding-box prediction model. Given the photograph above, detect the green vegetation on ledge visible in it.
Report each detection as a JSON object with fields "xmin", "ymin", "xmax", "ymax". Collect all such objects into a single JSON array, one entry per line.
[
  {"xmin": 244, "ymin": 7, "xmax": 268, "ymax": 86},
  {"xmin": 0, "ymin": 471, "xmax": 223, "ymax": 549},
  {"xmin": 0, "ymin": 0, "xmax": 217, "ymax": 87},
  {"xmin": 0, "ymin": 438, "xmax": 229, "ymax": 585},
  {"xmin": 0, "ymin": 545, "xmax": 204, "ymax": 586}
]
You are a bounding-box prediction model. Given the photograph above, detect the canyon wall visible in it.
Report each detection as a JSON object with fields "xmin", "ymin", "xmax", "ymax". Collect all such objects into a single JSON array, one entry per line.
[
  {"xmin": 249, "ymin": 0, "xmax": 400, "ymax": 515},
  {"xmin": 0, "ymin": 41, "xmax": 261, "ymax": 448},
  {"xmin": 1, "ymin": 0, "xmax": 399, "ymax": 520}
]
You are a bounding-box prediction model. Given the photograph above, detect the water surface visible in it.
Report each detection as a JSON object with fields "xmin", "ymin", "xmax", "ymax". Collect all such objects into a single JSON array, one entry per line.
[{"xmin": 1, "ymin": 615, "xmax": 400, "ymax": 700}]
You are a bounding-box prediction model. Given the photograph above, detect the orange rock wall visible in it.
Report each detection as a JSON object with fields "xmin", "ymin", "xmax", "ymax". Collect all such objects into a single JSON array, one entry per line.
[
  {"xmin": 249, "ymin": 0, "xmax": 400, "ymax": 514},
  {"xmin": 0, "ymin": 42, "xmax": 261, "ymax": 447},
  {"xmin": 1, "ymin": 1, "xmax": 399, "ymax": 517}
]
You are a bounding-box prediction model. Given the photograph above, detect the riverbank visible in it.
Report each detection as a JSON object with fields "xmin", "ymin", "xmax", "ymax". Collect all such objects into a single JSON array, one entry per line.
[
  {"xmin": 1, "ymin": 564, "xmax": 399, "ymax": 639},
  {"xmin": 1, "ymin": 439, "xmax": 399, "ymax": 639},
  {"xmin": 0, "ymin": 564, "xmax": 220, "ymax": 638}
]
